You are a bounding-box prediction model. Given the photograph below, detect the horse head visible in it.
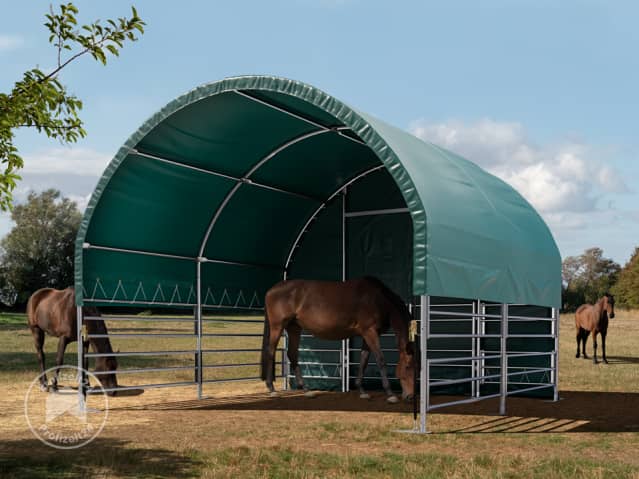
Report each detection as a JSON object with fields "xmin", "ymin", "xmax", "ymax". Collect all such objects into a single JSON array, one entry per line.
[
  {"xmin": 396, "ymin": 342, "xmax": 417, "ymax": 401},
  {"xmin": 604, "ymin": 293, "xmax": 615, "ymax": 319}
]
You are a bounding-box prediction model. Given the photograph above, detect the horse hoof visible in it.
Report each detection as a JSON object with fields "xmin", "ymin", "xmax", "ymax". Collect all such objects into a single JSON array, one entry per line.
[
  {"xmin": 269, "ymin": 391, "xmax": 279, "ymax": 398},
  {"xmin": 359, "ymin": 393, "xmax": 371, "ymax": 400},
  {"xmin": 304, "ymin": 390, "xmax": 318, "ymax": 398},
  {"xmin": 386, "ymin": 395, "xmax": 399, "ymax": 404},
  {"xmin": 39, "ymin": 384, "xmax": 48, "ymax": 392},
  {"xmin": 603, "ymin": 360, "xmax": 609, "ymax": 364}
]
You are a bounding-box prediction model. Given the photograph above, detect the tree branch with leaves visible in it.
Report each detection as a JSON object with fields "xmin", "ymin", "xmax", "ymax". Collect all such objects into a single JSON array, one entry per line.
[{"xmin": 0, "ymin": 3, "xmax": 145, "ymax": 211}]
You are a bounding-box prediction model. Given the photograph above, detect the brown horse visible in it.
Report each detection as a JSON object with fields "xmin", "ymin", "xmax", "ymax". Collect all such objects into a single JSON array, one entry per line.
[
  {"xmin": 575, "ymin": 293, "xmax": 615, "ymax": 364},
  {"xmin": 260, "ymin": 277, "xmax": 416, "ymax": 403},
  {"xmin": 27, "ymin": 287, "xmax": 118, "ymax": 394}
]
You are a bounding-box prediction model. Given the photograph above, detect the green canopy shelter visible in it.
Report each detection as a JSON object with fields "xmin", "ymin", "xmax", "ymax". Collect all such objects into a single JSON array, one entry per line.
[{"xmin": 75, "ymin": 75, "xmax": 561, "ymax": 433}]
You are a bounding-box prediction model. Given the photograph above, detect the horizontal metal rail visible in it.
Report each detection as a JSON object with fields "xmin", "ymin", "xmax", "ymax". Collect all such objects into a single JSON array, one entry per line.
[
  {"xmin": 428, "ymin": 334, "xmax": 502, "ymax": 339},
  {"xmin": 87, "ymin": 350, "xmax": 194, "ymax": 358},
  {"xmin": 88, "ymin": 316, "xmax": 194, "ymax": 322},
  {"xmin": 84, "ymin": 298, "xmax": 265, "ymax": 311},
  {"xmin": 507, "ymin": 352, "xmax": 554, "ymax": 359},
  {"xmin": 430, "ymin": 364, "xmax": 473, "ymax": 368},
  {"xmin": 428, "ymin": 318, "xmax": 500, "ymax": 323},
  {"xmin": 91, "ymin": 381, "xmax": 195, "ymax": 393},
  {"xmin": 506, "ymin": 383, "xmax": 553, "ymax": 396},
  {"xmin": 201, "ymin": 333, "xmax": 263, "ymax": 337},
  {"xmin": 202, "ymin": 376, "xmax": 261, "ymax": 384},
  {"xmin": 427, "ymin": 392, "xmax": 502, "ymax": 411},
  {"xmin": 429, "ymin": 310, "xmax": 502, "ymax": 319},
  {"xmin": 430, "ymin": 373, "xmax": 501, "ymax": 387},
  {"xmin": 93, "ymin": 366, "xmax": 193, "ymax": 376},
  {"xmin": 201, "ymin": 348, "xmax": 284, "ymax": 354},
  {"xmin": 298, "ymin": 361, "xmax": 341, "ymax": 366},
  {"xmin": 428, "ymin": 354, "xmax": 502, "ymax": 364},
  {"xmin": 87, "ymin": 333, "xmax": 193, "ymax": 338},
  {"xmin": 507, "ymin": 334, "xmax": 554, "ymax": 338},
  {"xmin": 485, "ymin": 381, "xmax": 552, "ymax": 386},
  {"xmin": 203, "ymin": 318, "xmax": 264, "ymax": 324},
  {"xmin": 507, "ymin": 368, "xmax": 553, "ymax": 377},
  {"xmin": 202, "ymin": 362, "xmax": 260, "ymax": 369}
]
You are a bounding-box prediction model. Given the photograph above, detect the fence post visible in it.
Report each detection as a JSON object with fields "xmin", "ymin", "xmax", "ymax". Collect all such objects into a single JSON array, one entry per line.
[
  {"xmin": 499, "ymin": 303, "xmax": 509, "ymax": 415},
  {"xmin": 419, "ymin": 295, "xmax": 429, "ymax": 433},
  {"xmin": 552, "ymin": 306, "xmax": 559, "ymax": 401},
  {"xmin": 196, "ymin": 260, "xmax": 203, "ymax": 399}
]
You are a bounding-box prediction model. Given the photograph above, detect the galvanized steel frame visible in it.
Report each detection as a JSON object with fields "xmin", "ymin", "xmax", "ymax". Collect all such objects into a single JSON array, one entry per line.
[{"xmin": 418, "ymin": 295, "xmax": 558, "ymax": 433}]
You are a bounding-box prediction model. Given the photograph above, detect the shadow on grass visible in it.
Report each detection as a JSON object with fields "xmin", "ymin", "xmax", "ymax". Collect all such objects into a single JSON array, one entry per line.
[
  {"xmin": 109, "ymin": 389, "xmax": 639, "ymax": 434},
  {"xmin": 0, "ymin": 437, "xmax": 200, "ymax": 479},
  {"xmin": 604, "ymin": 355, "xmax": 639, "ymax": 365}
]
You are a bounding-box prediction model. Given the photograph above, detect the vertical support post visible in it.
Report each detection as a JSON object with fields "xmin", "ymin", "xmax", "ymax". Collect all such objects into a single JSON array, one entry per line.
[
  {"xmin": 471, "ymin": 300, "xmax": 477, "ymax": 398},
  {"xmin": 499, "ymin": 303, "xmax": 509, "ymax": 416},
  {"xmin": 196, "ymin": 259, "xmax": 203, "ymax": 399},
  {"xmin": 419, "ymin": 295, "xmax": 429, "ymax": 433},
  {"xmin": 552, "ymin": 306, "xmax": 559, "ymax": 401},
  {"xmin": 341, "ymin": 187, "xmax": 349, "ymax": 393},
  {"xmin": 480, "ymin": 302, "xmax": 486, "ymax": 383},
  {"xmin": 76, "ymin": 305, "xmax": 86, "ymax": 410}
]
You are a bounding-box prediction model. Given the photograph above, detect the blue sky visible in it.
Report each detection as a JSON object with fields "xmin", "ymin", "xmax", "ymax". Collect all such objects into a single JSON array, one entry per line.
[{"xmin": 1, "ymin": 1, "xmax": 637, "ymax": 265}]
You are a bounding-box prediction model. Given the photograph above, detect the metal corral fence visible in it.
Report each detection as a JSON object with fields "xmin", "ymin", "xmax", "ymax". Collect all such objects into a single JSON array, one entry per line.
[
  {"xmin": 78, "ymin": 304, "xmax": 288, "ymax": 397},
  {"xmin": 77, "ymin": 295, "xmax": 558, "ymax": 436},
  {"xmin": 290, "ymin": 296, "xmax": 558, "ymax": 434}
]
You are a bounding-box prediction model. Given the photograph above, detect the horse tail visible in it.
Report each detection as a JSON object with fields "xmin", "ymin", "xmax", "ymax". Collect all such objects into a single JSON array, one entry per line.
[{"xmin": 260, "ymin": 308, "xmax": 271, "ymax": 381}]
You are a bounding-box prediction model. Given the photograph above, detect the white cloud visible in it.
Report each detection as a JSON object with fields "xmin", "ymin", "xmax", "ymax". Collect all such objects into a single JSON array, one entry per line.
[
  {"xmin": 66, "ymin": 193, "xmax": 92, "ymax": 211},
  {"xmin": 0, "ymin": 34, "xmax": 24, "ymax": 52},
  {"xmin": 22, "ymin": 147, "xmax": 111, "ymax": 177},
  {"xmin": 410, "ymin": 118, "xmax": 628, "ymax": 231}
]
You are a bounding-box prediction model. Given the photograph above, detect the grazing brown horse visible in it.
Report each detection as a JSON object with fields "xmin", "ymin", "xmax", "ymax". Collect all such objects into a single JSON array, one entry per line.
[
  {"xmin": 27, "ymin": 287, "xmax": 118, "ymax": 394},
  {"xmin": 575, "ymin": 293, "xmax": 615, "ymax": 364},
  {"xmin": 260, "ymin": 277, "xmax": 416, "ymax": 403}
]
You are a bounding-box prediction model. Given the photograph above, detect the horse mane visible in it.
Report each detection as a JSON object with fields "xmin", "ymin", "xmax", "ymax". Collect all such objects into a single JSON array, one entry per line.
[{"xmin": 363, "ymin": 276, "xmax": 412, "ymax": 324}]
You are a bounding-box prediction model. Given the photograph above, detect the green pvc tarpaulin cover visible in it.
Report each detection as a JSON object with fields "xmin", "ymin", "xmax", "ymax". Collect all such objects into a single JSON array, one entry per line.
[{"xmin": 75, "ymin": 75, "xmax": 561, "ymax": 309}]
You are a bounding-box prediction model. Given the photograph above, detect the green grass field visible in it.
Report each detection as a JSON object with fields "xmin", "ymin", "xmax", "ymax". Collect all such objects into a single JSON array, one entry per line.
[{"xmin": 1, "ymin": 310, "xmax": 638, "ymax": 478}]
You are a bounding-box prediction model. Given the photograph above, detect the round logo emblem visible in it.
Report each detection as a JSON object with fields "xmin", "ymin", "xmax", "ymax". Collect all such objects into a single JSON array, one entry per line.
[{"xmin": 24, "ymin": 365, "xmax": 109, "ymax": 449}]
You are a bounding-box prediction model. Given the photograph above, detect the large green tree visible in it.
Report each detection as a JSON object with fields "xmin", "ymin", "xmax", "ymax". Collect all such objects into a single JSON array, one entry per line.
[
  {"xmin": 612, "ymin": 247, "xmax": 639, "ymax": 309},
  {"xmin": 561, "ymin": 247, "xmax": 621, "ymax": 310},
  {"xmin": 0, "ymin": 3, "xmax": 144, "ymax": 211},
  {"xmin": 0, "ymin": 189, "xmax": 81, "ymax": 305}
]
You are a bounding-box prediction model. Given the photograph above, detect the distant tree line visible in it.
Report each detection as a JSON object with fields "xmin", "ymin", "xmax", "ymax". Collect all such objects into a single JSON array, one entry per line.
[
  {"xmin": 0, "ymin": 189, "xmax": 80, "ymax": 306},
  {"xmin": 562, "ymin": 247, "xmax": 639, "ymax": 311}
]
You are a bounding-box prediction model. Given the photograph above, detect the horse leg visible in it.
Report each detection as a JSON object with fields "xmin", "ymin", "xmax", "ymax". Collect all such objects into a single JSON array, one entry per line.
[
  {"xmin": 265, "ymin": 324, "xmax": 285, "ymax": 395},
  {"xmin": 285, "ymin": 322, "xmax": 306, "ymax": 391},
  {"xmin": 51, "ymin": 336, "xmax": 70, "ymax": 391},
  {"xmin": 361, "ymin": 328, "xmax": 398, "ymax": 403},
  {"xmin": 602, "ymin": 332, "xmax": 608, "ymax": 364},
  {"xmin": 31, "ymin": 327, "xmax": 48, "ymax": 391},
  {"xmin": 581, "ymin": 329, "xmax": 589, "ymax": 359},
  {"xmin": 575, "ymin": 327, "xmax": 581, "ymax": 358},
  {"xmin": 592, "ymin": 331, "xmax": 598, "ymax": 364},
  {"xmin": 355, "ymin": 340, "xmax": 372, "ymax": 399}
]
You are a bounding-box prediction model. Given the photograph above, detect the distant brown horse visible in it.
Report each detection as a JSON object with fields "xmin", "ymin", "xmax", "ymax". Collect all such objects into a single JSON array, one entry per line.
[
  {"xmin": 575, "ymin": 293, "xmax": 615, "ymax": 364},
  {"xmin": 27, "ymin": 287, "xmax": 118, "ymax": 394},
  {"xmin": 260, "ymin": 277, "xmax": 416, "ymax": 403}
]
